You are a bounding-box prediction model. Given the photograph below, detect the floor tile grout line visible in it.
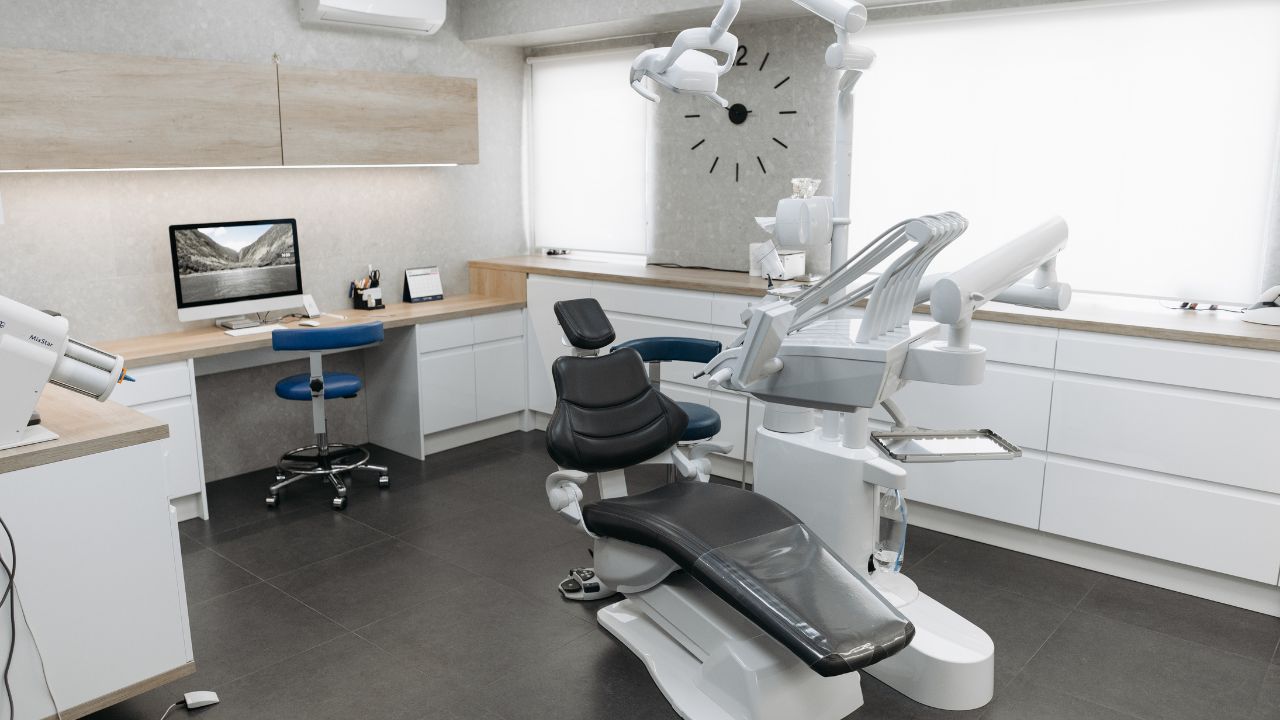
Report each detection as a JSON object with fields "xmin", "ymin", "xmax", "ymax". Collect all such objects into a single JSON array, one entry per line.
[
  {"xmin": 1006, "ymin": 606, "xmax": 1075, "ymax": 681},
  {"xmin": 1068, "ymin": 602, "xmax": 1280, "ymax": 666},
  {"xmin": 199, "ymin": 630, "xmax": 359, "ymax": 694}
]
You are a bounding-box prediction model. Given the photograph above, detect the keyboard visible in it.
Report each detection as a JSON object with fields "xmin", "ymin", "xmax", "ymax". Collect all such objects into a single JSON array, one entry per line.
[{"xmin": 224, "ymin": 324, "xmax": 284, "ymax": 337}]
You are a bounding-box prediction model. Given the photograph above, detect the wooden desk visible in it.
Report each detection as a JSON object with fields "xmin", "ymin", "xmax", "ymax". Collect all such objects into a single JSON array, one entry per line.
[
  {"xmin": 102, "ymin": 294, "xmax": 525, "ymax": 368},
  {"xmin": 0, "ymin": 388, "xmax": 168, "ymax": 476}
]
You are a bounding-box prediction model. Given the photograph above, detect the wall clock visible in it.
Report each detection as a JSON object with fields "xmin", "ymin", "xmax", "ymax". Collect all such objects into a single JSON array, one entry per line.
[{"xmin": 685, "ymin": 45, "xmax": 799, "ymax": 183}]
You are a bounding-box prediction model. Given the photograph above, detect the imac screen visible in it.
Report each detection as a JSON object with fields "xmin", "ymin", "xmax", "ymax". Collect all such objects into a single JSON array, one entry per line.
[{"xmin": 171, "ymin": 220, "xmax": 301, "ymax": 307}]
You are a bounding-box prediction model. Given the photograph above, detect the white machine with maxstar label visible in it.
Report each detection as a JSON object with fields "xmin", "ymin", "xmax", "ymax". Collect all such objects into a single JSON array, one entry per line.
[{"xmin": 0, "ymin": 295, "xmax": 130, "ymax": 451}]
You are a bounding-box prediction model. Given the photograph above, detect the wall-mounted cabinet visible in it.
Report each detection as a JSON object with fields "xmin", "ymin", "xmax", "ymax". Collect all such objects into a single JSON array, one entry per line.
[
  {"xmin": 278, "ymin": 66, "xmax": 478, "ymax": 166},
  {"xmin": 0, "ymin": 48, "xmax": 479, "ymax": 171},
  {"xmin": 0, "ymin": 48, "xmax": 282, "ymax": 170}
]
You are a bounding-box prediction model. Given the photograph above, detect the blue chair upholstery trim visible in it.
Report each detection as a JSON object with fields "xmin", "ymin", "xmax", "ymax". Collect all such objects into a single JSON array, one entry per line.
[
  {"xmin": 613, "ymin": 337, "xmax": 722, "ymax": 364},
  {"xmin": 275, "ymin": 372, "xmax": 363, "ymax": 401},
  {"xmin": 272, "ymin": 322, "xmax": 384, "ymax": 352},
  {"xmin": 677, "ymin": 401, "xmax": 721, "ymax": 441}
]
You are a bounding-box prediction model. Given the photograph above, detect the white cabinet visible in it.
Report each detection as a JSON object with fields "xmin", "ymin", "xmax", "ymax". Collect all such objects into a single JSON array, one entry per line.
[
  {"xmin": 108, "ymin": 360, "xmax": 206, "ymax": 520},
  {"xmin": 475, "ymin": 338, "xmax": 527, "ymax": 420},
  {"xmin": 419, "ymin": 347, "xmax": 478, "ymax": 435},
  {"xmin": 527, "ymin": 276, "xmax": 593, "ymax": 414}
]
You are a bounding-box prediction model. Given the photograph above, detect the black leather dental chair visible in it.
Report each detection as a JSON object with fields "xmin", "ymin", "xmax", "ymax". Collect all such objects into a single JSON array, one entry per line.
[{"xmin": 543, "ymin": 331, "xmax": 915, "ymax": 712}]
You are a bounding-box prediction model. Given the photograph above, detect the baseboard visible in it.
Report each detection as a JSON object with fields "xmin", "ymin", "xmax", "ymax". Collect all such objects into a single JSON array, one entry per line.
[
  {"xmin": 170, "ymin": 493, "xmax": 203, "ymax": 522},
  {"xmin": 423, "ymin": 413, "xmax": 526, "ymax": 455},
  {"xmin": 909, "ymin": 502, "xmax": 1280, "ymax": 617}
]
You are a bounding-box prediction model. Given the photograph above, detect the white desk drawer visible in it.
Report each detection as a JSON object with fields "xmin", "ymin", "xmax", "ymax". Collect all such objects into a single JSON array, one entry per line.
[
  {"xmin": 111, "ymin": 361, "xmax": 191, "ymax": 407},
  {"xmin": 970, "ymin": 321, "xmax": 1057, "ymax": 369},
  {"xmin": 416, "ymin": 317, "xmax": 474, "ymax": 354},
  {"xmin": 873, "ymin": 364, "xmax": 1054, "ymax": 451},
  {"xmin": 595, "ymin": 282, "xmax": 712, "ymax": 324},
  {"xmin": 473, "ymin": 310, "xmax": 524, "ymax": 344},
  {"xmin": 906, "ymin": 454, "xmax": 1046, "ymax": 530},
  {"xmin": 1048, "ymin": 376, "xmax": 1280, "ymax": 494},
  {"xmin": 1057, "ymin": 331, "xmax": 1280, "ymax": 399},
  {"xmin": 1041, "ymin": 457, "xmax": 1280, "ymax": 584}
]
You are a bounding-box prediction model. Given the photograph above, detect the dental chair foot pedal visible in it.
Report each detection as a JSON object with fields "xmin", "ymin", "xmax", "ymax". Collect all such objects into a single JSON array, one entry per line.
[{"xmin": 558, "ymin": 567, "xmax": 615, "ymax": 601}]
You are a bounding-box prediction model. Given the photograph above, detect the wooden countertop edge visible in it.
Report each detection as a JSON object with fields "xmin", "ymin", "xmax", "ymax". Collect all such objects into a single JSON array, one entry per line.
[
  {"xmin": 0, "ymin": 391, "xmax": 170, "ymax": 475},
  {"xmin": 473, "ymin": 257, "xmax": 1280, "ymax": 353},
  {"xmin": 102, "ymin": 295, "xmax": 526, "ymax": 368},
  {"xmin": 53, "ymin": 662, "xmax": 196, "ymax": 720}
]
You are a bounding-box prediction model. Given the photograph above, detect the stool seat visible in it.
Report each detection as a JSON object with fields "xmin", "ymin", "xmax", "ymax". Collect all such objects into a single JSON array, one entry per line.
[
  {"xmin": 275, "ymin": 372, "xmax": 362, "ymax": 401},
  {"xmin": 677, "ymin": 401, "xmax": 721, "ymax": 441}
]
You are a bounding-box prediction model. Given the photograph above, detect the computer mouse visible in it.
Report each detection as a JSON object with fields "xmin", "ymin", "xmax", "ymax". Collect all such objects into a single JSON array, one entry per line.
[{"xmin": 300, "ymin": 320, "xmax": 321, "ymax": 327}]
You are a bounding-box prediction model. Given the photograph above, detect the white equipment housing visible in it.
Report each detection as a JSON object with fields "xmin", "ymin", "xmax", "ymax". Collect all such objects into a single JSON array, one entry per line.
[
  {"xmin": 299, "ymin": 0, "xmax": 446, "ymax": 35},
  {"xmin": 0, "ymin": 295, "xmax": 127, "ymax": 451}
]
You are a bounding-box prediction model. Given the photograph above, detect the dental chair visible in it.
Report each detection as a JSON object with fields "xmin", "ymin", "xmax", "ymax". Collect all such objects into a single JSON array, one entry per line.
[{"xmin": 543, "ymin": 345, "xmax": 914, "ymax": 720}]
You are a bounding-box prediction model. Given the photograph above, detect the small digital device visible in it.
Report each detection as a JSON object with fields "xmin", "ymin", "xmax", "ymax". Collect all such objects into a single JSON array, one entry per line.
[
  {"xmin": 403, "ymin": 266, "xmax": 444, "ymax": 303},
  {"xmin": 302, "ymin": 294, "xmax": 321, "ymax": 318},
  {"xmin": 169, "ymin": 219, "xmax": 305, "ymax": 324}
]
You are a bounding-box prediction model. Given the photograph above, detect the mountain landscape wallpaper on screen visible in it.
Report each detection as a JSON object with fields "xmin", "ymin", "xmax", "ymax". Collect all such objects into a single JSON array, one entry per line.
[{"xmin": 175, "ymin": 223, "xmax": 300, "ymax": 304}]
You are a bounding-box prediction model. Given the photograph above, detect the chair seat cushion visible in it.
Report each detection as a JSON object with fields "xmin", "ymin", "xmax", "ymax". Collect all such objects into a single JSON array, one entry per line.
[
  {"xmin": 677, "ymin": 401, "xmax": 721, "ymax": 441},
  {"xmin": 582, "ymin": 481, "xmax": 915, "ymax": 677},
  {"xmin": 275, "ymin": 372, "xmax": 362, "ymax": 401}
]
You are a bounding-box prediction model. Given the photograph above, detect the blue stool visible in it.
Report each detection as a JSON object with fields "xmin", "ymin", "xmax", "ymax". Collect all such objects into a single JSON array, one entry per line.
[
  {"xmin": 267, "ymin": 322, "xmax": 387, "ymax": 511},
  {"xmin": 612, "ymin": 337, "xmax": 724, "ymax": 443}
]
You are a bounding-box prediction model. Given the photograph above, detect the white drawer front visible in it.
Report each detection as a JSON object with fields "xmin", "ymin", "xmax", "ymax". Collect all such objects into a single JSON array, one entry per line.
[
  {"xmin": 594, "ymin": 282, "xmax": 712, "ymax": 325},
  {"xmin": 873, "ymin": 365, "xmax": 1054, "ymax": 450},
  {"xmin": 135, "ymin": 397, "xmax": 203, "ymax": 499},
  {"xmin": 905, "ymin": 453, "xmax": 1046, "ymax": 529},
  {"xmin": 473, "ymin": 310, "xmax": 524, "ymax": 345},
  {"xmin": 610, "ymin": 314, "xmax": 714, "ymax": 389},
  {"xmin": 1041, "ymin": 457, "xmax": 1280, "ymax": 584},
  {"xmin": 711, "ymin": 293, "xmax": 764, "ymax": 328},
  {"xmin": 969, "ymin": 321, "xmax": 1057, "ymax": 369},
  {"xmin": 110, "ymin": 361, "xmax": 191, "ymax": 407},
  {"xmin": 1057, "ymin": 331, "xmax": 1280, "ymax": 399},
  {"xmin": 416, "ymin": 317, "xmax": 474, "ymax": 354},
  {"xmin": 419, "ymin": 348, "xmax": 477, "ymax": 435},
  {"xmin": 1048, "ymin": 376, "xmax": 1280, "ymax": 493},
  {"xmin": 475, "ymin": 338, "xmax": 526, "ymax": 421}
]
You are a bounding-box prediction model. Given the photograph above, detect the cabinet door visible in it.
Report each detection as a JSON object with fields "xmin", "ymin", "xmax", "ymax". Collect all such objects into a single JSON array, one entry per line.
[
  {"xmin": 419, "ymin": 348, "xmax": 477, "ymax": 435},
  {"xmin": 475, "ymin": 339, "xmax": 527, "ymax": 421},
  {"xmin": 527, "ymin": 276, "xmax": 594, "ymax": 414},
  {"xmin": 135, "ymin": 398, "xmax": 203, "ymax": 500}
]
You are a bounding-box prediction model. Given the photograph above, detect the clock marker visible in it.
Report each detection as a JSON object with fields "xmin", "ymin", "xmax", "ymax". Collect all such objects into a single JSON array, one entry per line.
[
  {"xmin": 759, "ymin": 52, "xmax": 770, "ymax": 72},
  {"xmin": 779, "ymin": 110, "xmax": 797, "ymax": 115},
  {"xmin": 735, "ymin": 162, "xmax": 740, "ymax": 182},
  {"xmin": 774, "ymin": 76, "xmax": 790, "ymax": 90},
  {"xmin": 691, "ymin": 139, "xmax": 706, "ymax": 151},
  {"xmin": 710, "ymin": 156, "xmax": 720, "ymax": 174},
  {"xmin": 772, "ymin": 137, "xmax": 789, "ymax": 149},
  {"xmin": 684, "ymin": 114, "xmax": 701, "ymax": 118},
  {"xmin": 757, "ymin": 156, "xmax": 767, "ymax": 174}
]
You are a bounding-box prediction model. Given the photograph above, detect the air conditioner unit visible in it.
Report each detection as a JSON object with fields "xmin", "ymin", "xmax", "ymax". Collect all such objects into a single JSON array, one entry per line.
[{"xmin": 300, "ymin": 0, "xmax": 446, "ymax": 35}]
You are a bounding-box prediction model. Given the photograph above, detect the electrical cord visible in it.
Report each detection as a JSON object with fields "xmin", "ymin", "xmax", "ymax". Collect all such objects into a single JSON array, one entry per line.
[
  {"xmin": 14, "ymin": 584, "xmax": 60, "ymax": 720},
  {"xmin": 0, "ymin": 513, "xmax": 17, "ymax": 720},
  {"xmin": 158, "ymin": 701, "xmax": 181, "ymax": 720},
  {"xmin": 647, "ymin": 262, "xmax": 750, "ymax": 274}
]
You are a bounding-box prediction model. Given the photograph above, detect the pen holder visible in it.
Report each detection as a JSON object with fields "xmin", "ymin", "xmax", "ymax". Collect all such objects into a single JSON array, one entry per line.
[{"xmin": 353, "ymin": 287, "xmax": 384, "ymax": 311}]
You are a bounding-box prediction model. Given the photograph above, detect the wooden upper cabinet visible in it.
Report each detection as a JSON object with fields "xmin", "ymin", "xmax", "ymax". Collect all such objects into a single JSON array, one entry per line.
[
  {"xmin": 277, "ymin": 65, "xmax": 479, "ymax": 166},
  {"xmin": 0, "ymin": 48, "xmax": 283, "ymax": 171}
]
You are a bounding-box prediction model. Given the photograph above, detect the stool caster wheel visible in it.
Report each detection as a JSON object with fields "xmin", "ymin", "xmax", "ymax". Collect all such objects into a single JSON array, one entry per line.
[
  {"xmin": 378, "ymin": 475, "xmax": 390, "ymax": 489},
  {"xmin": 332, "ymin": 497, "xmax": 347, "ymax": 511},
  {"xmin": 266, "ymin": 495, "xmax": 279, "ymax": 509},
  {"xmin": 275, "ymin": 474, "xmax": 286, "ymax": 483}
]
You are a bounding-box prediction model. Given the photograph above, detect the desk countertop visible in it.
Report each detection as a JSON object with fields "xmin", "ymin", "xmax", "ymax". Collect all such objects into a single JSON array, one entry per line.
[
  {"xmin": 101, "ymin": 294, "xmax": 526, "ymax": 368},
  {"xmin": 473, "ymin": 255, "xmax": 1280, "ymax": 353},
  {"xmin": 0, "ymin": 388, "xmax": 169, "ymax": 475}
]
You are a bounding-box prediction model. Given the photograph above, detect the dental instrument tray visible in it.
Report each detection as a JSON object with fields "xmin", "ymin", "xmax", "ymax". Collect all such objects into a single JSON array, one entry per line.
[{"xmin": 870, "ymin": 428, "xmax": 1022, "ymax": 463}]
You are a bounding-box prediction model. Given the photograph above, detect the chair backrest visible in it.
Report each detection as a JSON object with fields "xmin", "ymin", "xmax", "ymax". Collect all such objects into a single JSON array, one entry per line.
[
  {"xmin": 553, "ymin": 298, "xmax": 615, "ymax": 351},
  {"xmin": 272, "ymin": 322, "xmax": 384, "ymax": 352},
  {"xmin": 612, "ymin": 337, "xmax": 722, "ymax": 364},
  {"xmin": 547, "ymin": 348, "xmax": 689, "ymax": 473}
]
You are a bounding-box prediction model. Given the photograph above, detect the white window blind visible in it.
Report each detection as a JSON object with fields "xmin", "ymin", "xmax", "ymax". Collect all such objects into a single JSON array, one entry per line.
[
  {"xmin": 848, "ymin": 0, "xmax": 1280, "ymax": 303},
  {"xmin": 528, "ymin": 48, "xmax": 652, "ymax": 255}
]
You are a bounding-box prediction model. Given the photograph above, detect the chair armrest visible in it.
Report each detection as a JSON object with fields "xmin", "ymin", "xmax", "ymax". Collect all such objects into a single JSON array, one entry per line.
[{"xmin": 546, "ymin": 469, "xmax": 593, "ymax": 532}]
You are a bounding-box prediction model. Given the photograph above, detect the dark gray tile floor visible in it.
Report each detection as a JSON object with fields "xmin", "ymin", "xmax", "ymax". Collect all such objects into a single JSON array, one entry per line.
[{"xmin": 86, "ymin": 431, "xmax": 1280, "ymax": 720}]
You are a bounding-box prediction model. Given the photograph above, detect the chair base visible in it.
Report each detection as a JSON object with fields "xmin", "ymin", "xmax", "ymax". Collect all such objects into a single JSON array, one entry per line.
[
  {"xmin": 598, "ymin": 574, "xmax": 864, "ymax": 720},
  {"xmin": 267, "ymin": 443, "xmax": 388, "ymax": 511}
]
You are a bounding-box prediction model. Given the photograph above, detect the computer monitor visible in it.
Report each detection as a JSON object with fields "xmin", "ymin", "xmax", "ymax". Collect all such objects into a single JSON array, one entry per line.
[{"xmin": 169, "ymin": 219, "xmax": 305, "ymax": 323}]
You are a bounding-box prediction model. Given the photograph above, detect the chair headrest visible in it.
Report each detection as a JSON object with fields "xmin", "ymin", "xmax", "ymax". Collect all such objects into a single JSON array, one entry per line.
[{"xmin": 554, "ymin": 298, "xmax": 615, "ymax": 351}]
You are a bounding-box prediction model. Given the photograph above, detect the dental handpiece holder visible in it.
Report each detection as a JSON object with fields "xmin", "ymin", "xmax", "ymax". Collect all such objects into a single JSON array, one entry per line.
[{"xmin": 0, "ymin": 295, "xmax": 129, "ymax": 451}]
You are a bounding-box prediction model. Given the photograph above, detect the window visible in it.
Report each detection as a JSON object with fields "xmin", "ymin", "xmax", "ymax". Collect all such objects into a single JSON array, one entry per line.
[
  {"xmin": 848, "ymin": 0, "xmax": 1280, "ymax": 303},
  {"xmin": 528, "ymin": 48, "xmax": 653, "ymax": 256}
]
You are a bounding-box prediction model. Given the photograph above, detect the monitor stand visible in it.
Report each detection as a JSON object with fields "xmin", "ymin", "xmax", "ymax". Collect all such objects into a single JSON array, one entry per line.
[{"xmin": 216, "ymin": 316, "xmax": 262, "ymax": 331}]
